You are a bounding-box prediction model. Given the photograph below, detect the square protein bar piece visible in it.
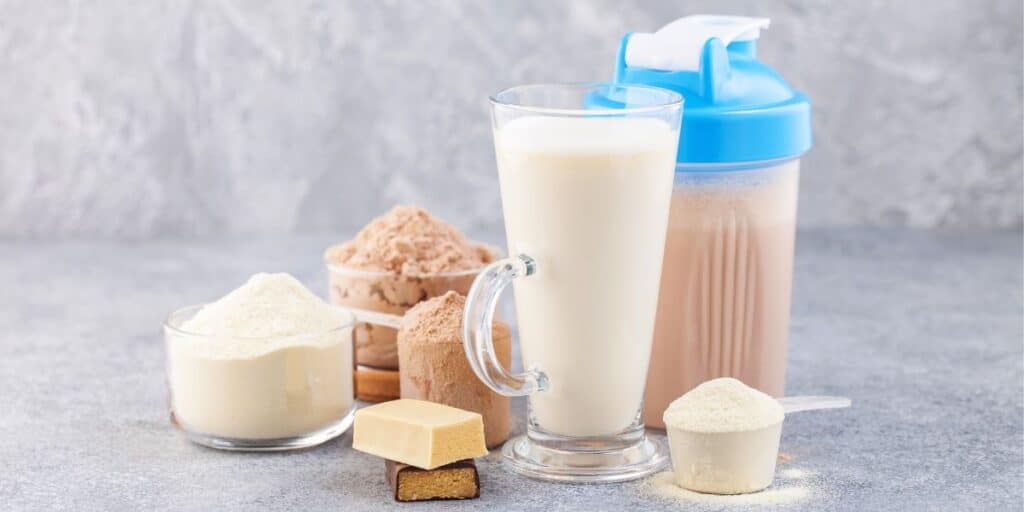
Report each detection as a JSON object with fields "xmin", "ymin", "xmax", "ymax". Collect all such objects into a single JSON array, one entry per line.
[
  {"xmin": 386, "ymin": 459, "xmax": 480, "ymax": 502},
  {"xmin": 353, "ymin": 399, "xmax": 487, "ymax": 469}
]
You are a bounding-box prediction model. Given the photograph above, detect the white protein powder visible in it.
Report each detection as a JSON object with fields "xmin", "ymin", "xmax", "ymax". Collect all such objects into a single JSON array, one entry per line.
[
  {"xmin": 182, "ymin": 272, "xmax": 347, "ymax": 338},
  {"xmin": 167, "ymin": 273, "xmax": 354, "ymax": 440},
  {"xmin": 640, "ymin": 470, "xmax": 812, "ymax": 506},
  {"xmin": 662, "ymin": 378, "xmax": 786, "ymax": 494},
  {"xmin": 663, "ymin": 377, "xmax": 784, "ymax": 433}
]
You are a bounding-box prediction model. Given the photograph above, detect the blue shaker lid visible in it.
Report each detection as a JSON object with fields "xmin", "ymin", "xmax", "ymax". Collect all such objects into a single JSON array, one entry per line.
[{"xmin": 611, "ymin": 15, "xmax": 812, "ymax": 164}]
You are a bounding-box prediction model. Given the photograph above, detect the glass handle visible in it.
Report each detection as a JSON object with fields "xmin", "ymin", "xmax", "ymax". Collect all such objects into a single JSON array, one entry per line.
[{"xmin": 462, "ymin": 254, "xmax": 547, "ymax": 397}]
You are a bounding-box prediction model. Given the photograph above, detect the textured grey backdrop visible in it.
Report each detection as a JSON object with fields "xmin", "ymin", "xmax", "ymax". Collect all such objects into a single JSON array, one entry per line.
[{"xmin": 1, "ymin": 0, "xmax": 1021, "ymax": 239}]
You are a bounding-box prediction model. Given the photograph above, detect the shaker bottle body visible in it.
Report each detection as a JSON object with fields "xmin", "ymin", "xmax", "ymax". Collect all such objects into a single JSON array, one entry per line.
[
  {"xmin": 611, "ymin": 14, "xmax": 813, "ymax": 428},
  {"xmin": 644, "ymin": 159, "xmax": 799, "ymax": 429}
]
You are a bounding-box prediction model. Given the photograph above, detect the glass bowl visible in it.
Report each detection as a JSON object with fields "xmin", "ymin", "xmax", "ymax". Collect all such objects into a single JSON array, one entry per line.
[{"xmin": 164, "ymin": 304, "xmax": 356, "ymax": 451}]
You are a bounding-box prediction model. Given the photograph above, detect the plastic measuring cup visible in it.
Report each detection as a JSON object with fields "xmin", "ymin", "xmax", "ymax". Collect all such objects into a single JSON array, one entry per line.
[{"xmin": 666, "ymin": 395, "xmax": 850, "ymax": 494}]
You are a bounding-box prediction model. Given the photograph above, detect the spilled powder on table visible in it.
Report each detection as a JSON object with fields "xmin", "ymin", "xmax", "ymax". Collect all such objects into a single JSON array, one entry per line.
[
  {"xmin": 779, "ymin": 467, "xmax": 811, "ymax": 480},
  {"xmin": 638, "ymin": 468, "xmax": 821, "ymax": 507}
]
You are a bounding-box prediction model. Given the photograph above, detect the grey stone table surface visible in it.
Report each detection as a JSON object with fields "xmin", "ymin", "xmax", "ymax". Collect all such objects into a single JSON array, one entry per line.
[{"xmin": 1, "ymin": 229, "xmax": 1021, "ymax": 511}]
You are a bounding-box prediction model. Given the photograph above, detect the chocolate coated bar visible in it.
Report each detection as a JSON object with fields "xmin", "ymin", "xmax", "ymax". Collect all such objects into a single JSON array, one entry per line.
[{"xmin": 385, "ymin": 459, "xmax": 480, "ymax": 502}]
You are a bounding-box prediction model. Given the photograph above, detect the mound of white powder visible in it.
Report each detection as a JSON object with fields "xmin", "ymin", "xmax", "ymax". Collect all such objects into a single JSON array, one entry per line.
[
  {"xmin": 182, "ymin": 273, "xmax": 348, "ymax": 338},
  {"xmin": 168, "ymin": 273, "xmax": 354, "ymax": 439},
  {"xmin": 663, "ymin": 377, "xmax": 784, "ymax": 433}
]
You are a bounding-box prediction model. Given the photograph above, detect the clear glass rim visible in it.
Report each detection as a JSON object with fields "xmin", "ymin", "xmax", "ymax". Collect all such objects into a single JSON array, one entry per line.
[
  {"xmin": 163, "ymin": 303, "xmax": 356, "ymax": 341},
  {"xmin": 489, "ymin": 82, "xmax": 683, "ymax": 116},
  {"xmin": 324, "ymin": 244, "xmax": 503, "ymax": 278}
]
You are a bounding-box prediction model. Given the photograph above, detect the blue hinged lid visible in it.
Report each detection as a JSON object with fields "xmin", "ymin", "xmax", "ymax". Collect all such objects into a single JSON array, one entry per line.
[{"xmin": 611, "ymin": 15, "xmax": 812, "ymax": 164}]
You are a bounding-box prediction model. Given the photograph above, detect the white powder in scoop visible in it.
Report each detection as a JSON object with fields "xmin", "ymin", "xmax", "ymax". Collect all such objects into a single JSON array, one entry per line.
[
  {"xmin": 663, "ymin": 377, "xmax": 784, "ymax": 433},
  {"xmin": 182, "ymin": 272, "xmax": 347, "ymax": 338}
]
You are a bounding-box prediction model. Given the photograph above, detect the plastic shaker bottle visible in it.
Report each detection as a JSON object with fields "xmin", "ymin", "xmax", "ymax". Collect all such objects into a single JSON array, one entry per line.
[{"xmin": 612, "ymin": 15, "xmax": 813, "ymax": 428}]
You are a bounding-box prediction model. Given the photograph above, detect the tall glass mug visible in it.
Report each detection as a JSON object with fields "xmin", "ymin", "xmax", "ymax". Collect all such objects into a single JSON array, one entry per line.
[{"xmin": 463, "ymin": 83, "xmax": 682, "ymax": 482}]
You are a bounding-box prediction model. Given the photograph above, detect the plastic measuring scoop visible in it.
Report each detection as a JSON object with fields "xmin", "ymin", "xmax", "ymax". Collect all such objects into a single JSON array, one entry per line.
[
  {"xmin": 343, "ymin": 306, "xmax": 404, "ymax": 330},
  {"xmin": 777, "ymin": 395, "xmax": 852, "ymax": 414},
  {"xmin": 666, "ymin": 393, "xmax": 852, "ymax": 494}
]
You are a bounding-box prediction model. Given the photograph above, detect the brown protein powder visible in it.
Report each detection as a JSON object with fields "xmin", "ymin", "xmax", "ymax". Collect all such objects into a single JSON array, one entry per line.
[{"xmin": 324, "ymin": 206, "xmax": 495, "ymax": 401}]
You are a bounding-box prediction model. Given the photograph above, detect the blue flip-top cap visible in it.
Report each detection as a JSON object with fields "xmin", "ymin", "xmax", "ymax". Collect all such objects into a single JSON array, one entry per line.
[{"xmin": 609, "ymin": 15, "xmax": 812, "ymax": 164}]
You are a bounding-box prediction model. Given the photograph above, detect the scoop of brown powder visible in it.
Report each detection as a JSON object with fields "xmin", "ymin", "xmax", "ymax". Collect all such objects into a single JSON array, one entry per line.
[
  {"xmin": 397, "ymin": 291, "xmax": 511, "ymax": 447},
  {"xmin": 324, "ymin": 206, "xmax": 494, "ymax": 276},
  {"xmin": 400, "ymin": 290, "xmax": 467, "ymax": 343}
]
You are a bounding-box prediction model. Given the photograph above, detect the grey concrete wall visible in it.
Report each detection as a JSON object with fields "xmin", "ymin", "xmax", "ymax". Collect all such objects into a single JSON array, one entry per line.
[{"xmin": 0, "ymin": 0, "xmax": 1021, "ymax": 239}]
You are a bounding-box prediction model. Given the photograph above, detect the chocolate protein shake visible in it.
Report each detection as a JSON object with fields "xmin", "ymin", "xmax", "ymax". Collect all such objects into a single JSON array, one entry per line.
[{"xmin": 644, "ymin": 163, "xmax": 798, "ymax": 428}]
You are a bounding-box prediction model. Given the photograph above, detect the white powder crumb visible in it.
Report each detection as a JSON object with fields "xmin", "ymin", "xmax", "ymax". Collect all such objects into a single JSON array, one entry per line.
[
  {"xmin": 182, "ymin": 273, "xmax": 344, "ymax": 338},
  {"xmin": 663, "ymin": 377, "xmax": 784, "ymax": 432},
  {"xmin": 640, "ymin": 471, "xmax": 810, "ymax": 507},
  {"xmin": 780, "ymin": 468, "xmax": 813, "ymax": 480}
]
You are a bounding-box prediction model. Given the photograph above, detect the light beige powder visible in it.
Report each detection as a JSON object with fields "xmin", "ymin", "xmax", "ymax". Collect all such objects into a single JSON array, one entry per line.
[
  {"xmin": 663, "ymin": 377, "xmax": 784, "ymax": 433},
  {"xmin": 400, "ymin": 290, "xmax": 467, "ymax": 341},
  {"xmin": 323, "ymin": 205, "xmax": 494, "ymax": 276}
]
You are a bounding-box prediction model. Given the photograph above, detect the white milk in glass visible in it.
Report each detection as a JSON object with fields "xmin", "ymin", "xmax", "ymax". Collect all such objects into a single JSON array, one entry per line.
[{"xmin": 494, "ymin": 116, "xmax": 676, "ymax": 437}]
